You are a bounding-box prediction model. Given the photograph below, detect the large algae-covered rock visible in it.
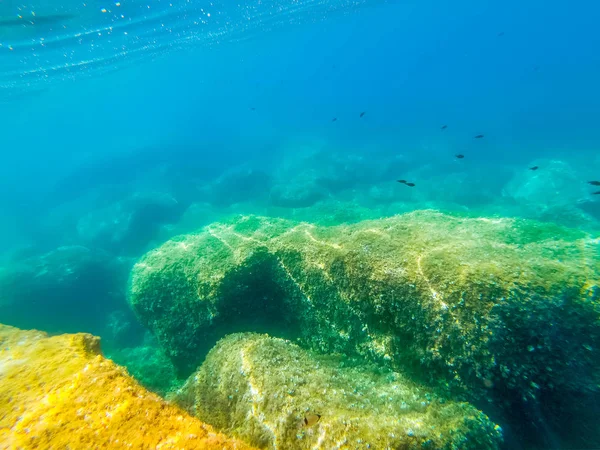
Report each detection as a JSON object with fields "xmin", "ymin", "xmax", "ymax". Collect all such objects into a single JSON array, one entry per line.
[
  {"xmin": 129, "ymin": 215, "xmax": 301, "ymax": 375},
  {"xmin": 0, "ymin": 324, "xmax": 256, "ymax": 450},
  {"xmin": 129, "ymin": 211, "xmax": 600, "ymax": 446},
  {"xmin": 173, "ymin": 333, "xmax": 502, "ymax": 450}
]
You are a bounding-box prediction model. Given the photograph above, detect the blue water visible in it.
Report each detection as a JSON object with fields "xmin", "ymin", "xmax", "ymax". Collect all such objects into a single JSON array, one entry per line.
[{"xmin": 1, "ymin": 0, "xmax": 600, "ymax": 448}]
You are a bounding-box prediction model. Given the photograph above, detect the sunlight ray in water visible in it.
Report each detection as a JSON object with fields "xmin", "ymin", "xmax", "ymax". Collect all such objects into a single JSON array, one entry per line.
[{"xmin": 0, "ymin": 0, "xmax": 379, "ymax": 92}]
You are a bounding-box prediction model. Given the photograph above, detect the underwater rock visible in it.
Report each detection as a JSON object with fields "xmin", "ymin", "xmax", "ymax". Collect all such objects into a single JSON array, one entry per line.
[
  {"xmin": 498, "ymin": 159, "xmax": 600, "ymax": 229},
  {"xmin": 0, "ymin": 324, "xmax": 256, "ymax": 450},
  {"xmin": 173, "ymin": 333, "xmax": 503, "ymax": 450},
  {"xmin": 33, "ymin": 146, "xmax": 218, "ymax": 256},
  {"xmin": 200, "ymin": 166, "xmax": 273, "ymax": 208},
  {"xmin": 162, "ymin": 202, "xmax": 222, "ymax": 236},
  {"xmin": 0, "ymin": 245, "xmax": 129, "ymax": 337},
  {"xmin": 311, "ymin": 152, "xmax": 382, "ymax": 193},
  {"xmin": 575, "ymin": 198, "xmax": 600, "ymax": 223},
  {"xmin": 76, "ymin": 191, "xmax": 185, "ymax": 256},
  {"xmin": 271, "ymin": 148, "xmax": 382, "ymax": 199},
  {"xmin": 44, "ymin": 144, "xmax": 222, "ymax": 210},
  {"xmin": 503, "ymin": 159, "xmax": 588, "ymax": 213},
  {"xmin": 269, "ymin": 169, "xmax": 326, "ymax": 208},
  {"xmin": 129, "ymin": 211, "xmax": 600, "ymax": 446},
  {"xmin": 268, "ymin": 148, "xmax": 390, "ymax": 210},
  {"xmin": 282, "ymin": 198, "xmax": 382, "ymax": 225},
  {"xmin": 420, "ymin": 169, "xmax": 510, "ymax": 208}
]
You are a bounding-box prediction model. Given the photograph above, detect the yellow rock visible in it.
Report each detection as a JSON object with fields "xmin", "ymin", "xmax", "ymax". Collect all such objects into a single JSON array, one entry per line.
[{"xmin": 0, "ymin": 324, "xmax": 256, "ymax": 450}]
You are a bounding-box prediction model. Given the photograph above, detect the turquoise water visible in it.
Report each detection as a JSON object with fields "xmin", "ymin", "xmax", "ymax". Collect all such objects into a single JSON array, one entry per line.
[{"xmin": 1, "ymin": 0, "xmax": 599, "ymax": 449}]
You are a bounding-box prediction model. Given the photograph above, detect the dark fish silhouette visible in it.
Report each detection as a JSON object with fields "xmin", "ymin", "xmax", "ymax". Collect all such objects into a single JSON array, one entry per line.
[
  {"xmin": 529, "ymin": 166, "xmax": 539, "ymax": 171},
  {"xmin": 497, "ymin": 31, "xmax": 505, "ymax": 37},
  {"xmin": 0, "ymin": 13, "xmax": 76, "ymax": 27},
  {"xmin": 304, "ymin": 413, "xmax": 321, "ymax": 427},
  {"xmin": 588, "ymin": 181, "xmax": 600, "ymax": 186},
  {"xmin": 359, "ymin": 112, "xmax": 366, "ymax": 118},
  {"xmin": 474, "ymin": 134, "xmax": 484, "ymax": 139},
  {"xmin": 455, "ymin": 154, "xmax": 464, "ymax": 159},
  {"xmin": 441, "ymin": 125, "xmax": 448, "ymax": 130},
  {"xmin": 331, "ymin": 118, "xmax": 337, "ymax": 122},
  {"xmin": 397, "ymin": 180, "xmax": 407, "ymax": 184},
  {"xmin": 249, "ymin": 107, "xmax": 256, "ymax": 111},
  {"xmin": 593, "ymin": 191, "xmax": 600, "ymax": 195},
  {"xmin": 405, "ymin": 182, "xmax": 416, "ymax": 187}
]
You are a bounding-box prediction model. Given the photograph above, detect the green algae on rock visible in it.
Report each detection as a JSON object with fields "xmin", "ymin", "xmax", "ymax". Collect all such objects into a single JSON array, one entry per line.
[
  {"xmin": 129, "ymin": 210, "xmax": 600, "ymax": 445},
  {"xmin": 172, "ymin": 333, "xmax": 503, "ymax": 450}
]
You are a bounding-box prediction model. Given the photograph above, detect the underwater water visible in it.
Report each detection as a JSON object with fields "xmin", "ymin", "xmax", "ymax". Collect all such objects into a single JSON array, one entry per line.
[{"xmin": 1, "ymin": 0, "xmax": 600, "ymax": 449}]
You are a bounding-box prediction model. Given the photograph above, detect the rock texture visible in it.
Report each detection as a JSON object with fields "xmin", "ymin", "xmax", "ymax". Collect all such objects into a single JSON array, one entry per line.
[
  {"xmin": 129, "ymin": 211, "xmax": 600, "ymax": 447},
  {"xmin": 173, "ymin": 333, "xmax": 503, "ymax": 450},
  {"xmin": 0, "ymin": 324, "xmax": 256, "ymax": 450}
]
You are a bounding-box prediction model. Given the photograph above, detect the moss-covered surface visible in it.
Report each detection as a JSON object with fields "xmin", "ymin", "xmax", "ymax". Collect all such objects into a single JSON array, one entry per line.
[
  {"xmin": 173, "ymin": 333, "xmax": 503, "ymax": 450},
  {"xmin": 129, "ymin": 210, "xmax": 600, "ymax": 446},
  {"xmin": 0, "ymin": 324, "xmax": 257, "ymax": 450}
]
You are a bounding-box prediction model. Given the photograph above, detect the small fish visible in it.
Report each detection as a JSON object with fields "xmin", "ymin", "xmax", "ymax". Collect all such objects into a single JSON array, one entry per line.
[
  {"xmin": 249, "ymin": 107, "xmax": 256, "ymax": 111},
  {"xmin": 474, "ymin": 134, "xmax": 484, "ymax": 139},
  {"xmin": 397, "ymin": 179, "xmax": 407, "ymax": 184},
  {"xmin": 405, "ymin": 182, "xmax": 416, "ymax": 187},
  {"xmin": 455, "ymin": 154, "xmax": 464, "ymax": 159},
  {"xmin": 497, "ymin": 31, "xmax": 505, "ymax": 37},
  {"xmin": 529, "ymin": 166, "xmax": 539, "ymax": 171},
  {"xmin": 588, "ymin": 181, "xmax": 600, "ymax": 186},
  {"xmin": 304, "ymin": 413, "xmax": 321, "ymax": 427},
  {"xmin": 593, "ymin": 191, "xmax": 600, "ymax": 195},
  {"xmin": 359, "ymin": 111, "xmax": 366, "ymax": 118},
  {"xmin": 331, "ymin": 118, "xmax": 337, "ymax": 122},
  {"xmin": 441, "ymin": 125, "xmax": 448, "ymax": 130}
]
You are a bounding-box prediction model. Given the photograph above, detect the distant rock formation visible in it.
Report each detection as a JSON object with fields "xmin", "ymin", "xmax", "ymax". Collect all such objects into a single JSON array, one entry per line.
[{"xmin": 0, "ymin": 245, "xmax": 130, "ymax": 337}]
